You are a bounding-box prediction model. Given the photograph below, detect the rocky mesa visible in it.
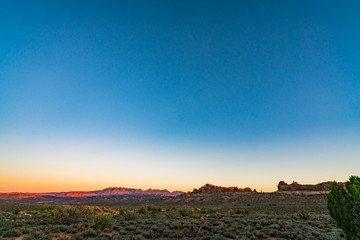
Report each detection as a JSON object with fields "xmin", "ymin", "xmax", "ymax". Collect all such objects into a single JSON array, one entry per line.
[
  {"xmin": 277, "ymin": 181, "xmax": 344, "ymax": 192},
  {"xmin": 182, "ymin": 183, "xmax": 256, "ymax": 195}
]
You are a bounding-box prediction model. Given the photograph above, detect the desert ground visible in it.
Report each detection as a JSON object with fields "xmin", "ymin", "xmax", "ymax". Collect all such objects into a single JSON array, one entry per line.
[{"xmin": 0, "ymin": 191, "xmax": 344, "ymax": 240}]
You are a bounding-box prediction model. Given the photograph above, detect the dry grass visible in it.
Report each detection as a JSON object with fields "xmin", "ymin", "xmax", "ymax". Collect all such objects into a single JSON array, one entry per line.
[{"xmin": 0, "ymin": 192, "xmax": 345, "ymax": 239}]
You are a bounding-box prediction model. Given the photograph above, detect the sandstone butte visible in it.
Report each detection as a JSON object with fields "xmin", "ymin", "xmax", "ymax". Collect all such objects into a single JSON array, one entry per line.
[
  {"xmin": 182, "ymin": 183, "xmax": 257, "ymax": 195},
  {"xmin": 277, "ymin": 181, "xmax": 345, "ymax": 192}
]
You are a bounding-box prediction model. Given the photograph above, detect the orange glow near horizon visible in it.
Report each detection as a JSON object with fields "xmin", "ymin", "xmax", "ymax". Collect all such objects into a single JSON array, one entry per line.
[
  {"xmin": 1, "ymin": 133, "xmax": 359, "ymax": 194},
  {"xmin": 0, "ymin": 176, "xmax": 278, "ymax": 193},
  {"xmin": 0, "ymin": 169, "xmax": 280, "ymax": 193}
]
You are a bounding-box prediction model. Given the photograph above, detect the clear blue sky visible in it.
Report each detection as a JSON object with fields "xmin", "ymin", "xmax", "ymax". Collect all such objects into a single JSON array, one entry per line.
[{"xmin": 1, "ymin": 1, "xmax": 359, "ymax": 192}]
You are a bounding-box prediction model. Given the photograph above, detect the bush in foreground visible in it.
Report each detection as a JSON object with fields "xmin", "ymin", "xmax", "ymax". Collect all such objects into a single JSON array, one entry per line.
[
  {"xmin": 93, "ymin": 215, "xmax": 111, "ymax": 231},
  {"xmin": 53, "ymin": 206, "xmax": 91, "ymax": 225},
  {"xmin": 327, "ymin": 175, "xmax": 360, "ymax": 239},
  {"xmin": 298, "ymin": 208, "xmax": 311, "ymax": 220}
]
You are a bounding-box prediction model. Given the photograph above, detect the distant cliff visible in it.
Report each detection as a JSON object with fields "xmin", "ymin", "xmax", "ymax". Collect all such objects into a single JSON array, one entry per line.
[
  {"xmin": 183, "ymin": 183, "xmax": 256, "ymax": 195},
  {"xmin": 0, "ymin": 187, "xmax": 182, "ymax": 200},
  {"xmin": 277, "ymin": 181, "xmax": 344, "ymax": 192}
]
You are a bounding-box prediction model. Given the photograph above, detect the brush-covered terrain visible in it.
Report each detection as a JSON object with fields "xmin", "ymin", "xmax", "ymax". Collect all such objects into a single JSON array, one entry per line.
[{"xmin": 0, "ymin": 192, "xmax": 344, "ymax": 240}]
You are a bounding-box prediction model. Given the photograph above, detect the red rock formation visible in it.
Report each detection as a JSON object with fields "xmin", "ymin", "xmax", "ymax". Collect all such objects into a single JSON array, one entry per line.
[
  {"xmin": 62, "ymin": 193, "xmax": 97, "ymax": 197},
  {"xmin": 185, "ymin": 183, "xmax": 255, "ymax": 195},
  {"xmin": 277, "ymin": 181, "xmax": 344, "ymax": 191},
  {"xmin": 243, "ymin": 187, "xmax": 252, "ymax": 192}
]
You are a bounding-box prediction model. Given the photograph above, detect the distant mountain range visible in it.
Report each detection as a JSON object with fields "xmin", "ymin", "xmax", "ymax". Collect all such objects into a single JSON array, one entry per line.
[
  {"xmin": 0, "ymin": 187, "xmax": 182, "ymax": 200},
  {"xmin": 0, "ymin": 180, "xmax": 343, "ymax": 204}
]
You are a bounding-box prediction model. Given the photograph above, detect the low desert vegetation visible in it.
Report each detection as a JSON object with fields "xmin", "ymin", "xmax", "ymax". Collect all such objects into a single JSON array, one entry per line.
[{"xmin": 0, "ymin": 194, "xmax": 346, "ymax": 240}]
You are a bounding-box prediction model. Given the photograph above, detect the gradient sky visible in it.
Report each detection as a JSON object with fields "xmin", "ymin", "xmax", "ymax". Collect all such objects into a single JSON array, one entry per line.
[{"xmin": 1, "ymin": 1, "xmax": 359, "ymax": 192}]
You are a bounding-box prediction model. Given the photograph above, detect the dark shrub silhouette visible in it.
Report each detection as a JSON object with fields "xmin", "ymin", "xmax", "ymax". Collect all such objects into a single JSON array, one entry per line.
[{"xmin": 327, "ymin": 176, "xmax": 360, "ymax": 239}]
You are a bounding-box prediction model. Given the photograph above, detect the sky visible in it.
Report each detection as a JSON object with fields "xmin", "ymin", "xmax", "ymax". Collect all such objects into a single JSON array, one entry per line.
[{"xmin": 1, "ymin": 0, "xmax": 359, "ymax": 192}]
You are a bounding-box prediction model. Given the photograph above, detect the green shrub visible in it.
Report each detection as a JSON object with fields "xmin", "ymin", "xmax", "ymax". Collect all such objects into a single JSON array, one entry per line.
[
  {"xmin": 169, "ymin": 206, "xmax": 178, "ymax": 211},
  {"xmin": 128, "ymin": 235, "xmax": 145, "ymax": 240},
  {"xmin": 93, "ymin": 215, "xmax": 111, "ymax": 231},
  {"xmin": 40, "ymin": 206, "xmax": 55, "ymax": 212},
  {"xmin": 53, "ymin": 206, "xmax": 91, "ymax": 225},
  {"xmin": 111, "ymin": 234, "xmax": 122, "ymax": 240},
  {"xmin": 23, "ymin": 232, "xmax": 51, "ymax": 240},
  {"xmin": 138, "ymin": 206, "xmax": 147, "ymax": 214},
  {"xmin": 13, "ymin": 208, "xmax": 20, "ymax": 215},
  {"xmin": 29, "ymin": 210, "xmax": 40, "ymax": 216},
  {"xmin": 198, "ymin": 207, "xmax": 217, "ymax": 214},
  {"xmin": 210, "ymin": 233, "xmax": 227, "ymax": 240},
  {"xmin": 3, "ymin": 229, "xmax": 22, "ymax": 237},
  {"xmin": 223, "ymin": 230, "xmax": 236, "ymax": 238},
  {"xmin": 178, "ymin": 208, "xmax": 193, "ymax": 216},
  {"xmin": 146, "ymin": 205, "xmax": 161, "ymax": 214},
  {"xmin": 207, "ymin": 208, "xmax": 217, "ymax": 214},
  {"xmin": 70, "ymin": 235, "xmax": 83, "ymax": 240},
  {"xmin": 82, "ymin": 229, "xmax": 97, "ymax": 238},
  {"xmin": 118, "ymin": 208, "xmax": 125, "ymax": 215},
  {"xmin": 298, "ymin": 208, "xmax": 311, "ymax": 220},
  {"xmin": 327, "ymin": 175, "xmax": 360, "ymax": 240},
  {"xmin": 124, "ymin": 212, "xmax": 137, "ymax": 220},
  {"xmin": 200, "ymin": 207, "xmax": 208, "ymax": 214},
  {"xmin": 234, "ymin": 209, "xmax": 249, "ymax": 215},
  {"xmin": 152, "ymin": 208, "xmax": 161, "ymax": 214}
]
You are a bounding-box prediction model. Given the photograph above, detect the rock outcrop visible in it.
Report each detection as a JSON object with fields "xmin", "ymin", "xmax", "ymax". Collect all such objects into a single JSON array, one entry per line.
[
  {"xmin": 277, "ymin": 181, "xmax": 344, "ymax": 192},
  {"xmin": 183, "ymin": 183, "xmax": 255, "ymax": 195}
]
